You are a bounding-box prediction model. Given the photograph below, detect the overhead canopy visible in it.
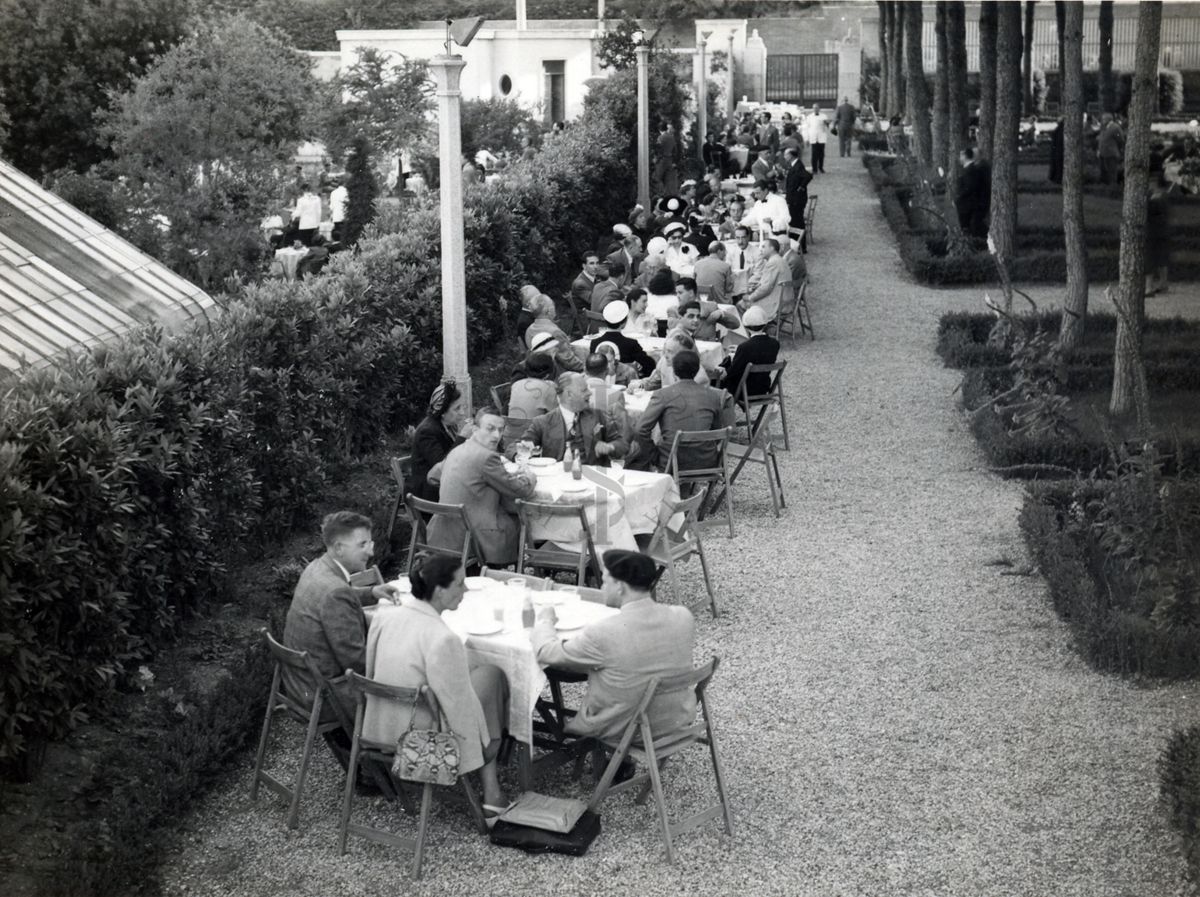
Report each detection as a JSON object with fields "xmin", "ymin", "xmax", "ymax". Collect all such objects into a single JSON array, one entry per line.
[{"xmin": 0, "ymin": 159, "xmax": 215, "ymax": 373}]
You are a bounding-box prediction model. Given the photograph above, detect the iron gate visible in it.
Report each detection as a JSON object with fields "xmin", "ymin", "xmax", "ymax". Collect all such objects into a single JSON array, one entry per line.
[{"xmin": 765, "ymin": 54, "xmax": 839, "ymax": 106}]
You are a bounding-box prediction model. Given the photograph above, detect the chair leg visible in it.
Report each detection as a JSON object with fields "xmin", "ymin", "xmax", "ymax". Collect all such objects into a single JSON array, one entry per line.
[
  {"xmin": 697, "ymin": 541, "xmax": 719, "ymax": 617},
  {"xmin": 385, "ymin": 494, "xmax": 403, "ymax": 546},
  {"xmin": 722, "ymin": 475, "xmax": 735, "ymax": 538},
  {"xmin": 666, "ymin": 556, "xmax": 682, "ymax": 606},
  {"xmin": 705, "ymin": 718, "xmax": 735, "ymax": 838},
  {"xmin": 461, "ymin": 774, "xmax": 489, "ymax": 835},
  {"xmin": 641, "ymin": 735, "xmax": 675, "ymax": 864},
  {"xmin": 337, "ymin": 735, "xmax": 362, "ymax": 855},
  {"xmin": 770, "ymin": 448, "xmax": 786, "ymax": 509},
  {"xmin": 412, "ymin": 783, "xmax": 434, "ymax": 879},
  {"xmin": 250, "ymin": 672, "xmax": 279, "ymax": 802},
  {"xmin": 288, "ymin": 703, "xmax": 324, "ymax": 828},
  {"xmin": 776, "ymin": 397, "xmax": 790, "ymax": 451}
]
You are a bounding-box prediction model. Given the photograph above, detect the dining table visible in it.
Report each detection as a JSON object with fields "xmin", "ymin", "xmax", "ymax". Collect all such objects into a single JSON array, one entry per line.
[
  {"xmin": 366, "ymin": 576, "xmax": 620, "ymax": 790},
  {"xmin": 273, "ymin": 246, "xmax": 307, "ymax": 281},
  {"xmin": 571, "ymin": 333, "xmax": 724, "ymax": 372}
]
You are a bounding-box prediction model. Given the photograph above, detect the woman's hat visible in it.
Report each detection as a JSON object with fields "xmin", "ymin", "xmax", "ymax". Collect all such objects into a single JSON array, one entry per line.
[{"xmin": 602, "ymin": 300, "xmax": 630, "ymax": 324}]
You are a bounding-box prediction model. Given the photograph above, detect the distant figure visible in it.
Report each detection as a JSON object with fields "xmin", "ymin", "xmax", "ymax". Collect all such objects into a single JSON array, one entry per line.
[
  {"xmin": 955, "ymin": 147, "xmax": 991, "ymax": 240},
  {"xmin": 1048, "ymin": 118, "xmax": 1064, "ymax": 184},
  {"xmin": 835, "ymin": 97, "xmax": 858, "ymax": 157},
  {"xmin": 1097, "ymin": 113, "xmax": 1124, "ymax": 186},
  {"xmin": 654, "ymin": 123, "xmax": 679, "ymax": 195}
]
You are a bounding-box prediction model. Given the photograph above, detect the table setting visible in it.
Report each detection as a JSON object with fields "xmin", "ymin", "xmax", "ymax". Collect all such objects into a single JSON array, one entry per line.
[{"xmin": 571, "ymin": 332, "xmax": 724, "ymax": 371}]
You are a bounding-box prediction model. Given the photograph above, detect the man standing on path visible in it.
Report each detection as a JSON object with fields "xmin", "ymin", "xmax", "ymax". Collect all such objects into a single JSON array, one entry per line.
[
  {"xmin": 805, "ymin": 105, "xmax": 829, "ymax": 174},
  {"xmin": 783, "ymin": 146, "xmax": 812, "ymax": 254},
  {"xmin": 955, "ymin": 148, "xmax": 991, "ymax": 240},
  {"xmin": 1097, "ymin": 113, "xmax": 1124, "ymax": 186},
  {"xmin": 835, "ymin": 97, "xmax": 857, "ymax": 158}
]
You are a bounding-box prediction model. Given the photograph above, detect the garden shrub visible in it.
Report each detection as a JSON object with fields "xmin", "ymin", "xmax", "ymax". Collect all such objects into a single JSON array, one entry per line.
[{"xmin": 1160, "ymin": 725, "xmax": 1200, "ymax": 885}]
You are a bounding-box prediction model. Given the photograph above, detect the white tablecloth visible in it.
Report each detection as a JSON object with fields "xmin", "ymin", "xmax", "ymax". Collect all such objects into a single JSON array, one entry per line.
[
  {"xmin": 368, "ymin": 580, "xmax": 618, "ymax": 746},
  {"xmin": 273, "ymin": 247, "xmax": 306, "ymax": 280},
  {"xmin": 572, "ymin": 334, "xmax": 723, "ymax": 371}
]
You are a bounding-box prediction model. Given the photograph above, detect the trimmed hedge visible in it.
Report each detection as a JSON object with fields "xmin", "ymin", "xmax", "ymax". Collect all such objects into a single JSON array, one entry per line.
[
  {"xmin": 0, "ymin": 112, "xmax": 632, "ymax": 769},
  {"xmin": 863, "ymin": 153, "xmax": 1200, "ymax": 285},
  {"xmin": 1160, "ymin": 725, "xmax": 1200, "ymax": 886},
  {"xmin": 1020, "ymin": 480, "xmax": 1200, "ymax": 677}
]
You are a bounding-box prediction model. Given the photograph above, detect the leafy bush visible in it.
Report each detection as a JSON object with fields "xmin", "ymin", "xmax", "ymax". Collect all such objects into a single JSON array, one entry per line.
[
  {"xmin": 1160, "ymin": 725, "xmax": 1200, "ymax": 885},
  {"xmin": 461, "ymin": 97, "xmax": 538, "ymax": 159},
  {"xmin": 1160, "ymin": 69, "xmax": 1185, "ymax": 116}
]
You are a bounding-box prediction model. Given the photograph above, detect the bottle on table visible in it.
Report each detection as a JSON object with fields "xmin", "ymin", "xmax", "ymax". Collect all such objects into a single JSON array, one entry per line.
[
  {"xmin": 571, "ymin": 451, "xmax": 582, "ymax": 480},
  {"xmin": 521, "ymin": 594, "xmax": 535, "ymax": 629},
  {"xmin": 562, "ymin": 444, "xmax": 573, "ymax": 473}
]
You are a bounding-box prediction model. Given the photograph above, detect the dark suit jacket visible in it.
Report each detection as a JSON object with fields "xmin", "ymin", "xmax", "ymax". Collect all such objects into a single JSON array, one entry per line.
[
  {"xmin": 722, "ymin": 333, "xmax": 781, "ymax": 400},
  {"xmin": 606, "ymin": 246, "xmax": 641, "ymax": 287},
  {"xmin": 590, "ymin": 278, "xmax": 621, "ymax": 313},
  {"xmin": 520, "ymin": 406, "xmax": 627, "ymax": 464},
  {"xmin": 785, "ymin": 159, "xmax": 812, "ymax": 223},
  {"xmin": 956, "ymin": 160, "xmax": 991, "ymax": 215},
  {"xmin": 630, "ymin": 380, "xmax": 736, "ymax": 472},
  {"xmin": 590, "ymin": 330, "xmax": 656, "ymax": 377},
  {"xmin": 571, "ymin": 272, "xmax": 596, "ymax": 309},
  {"xmin": 410, "ymin": 415, "xmax": 461, "ymax": 502}
]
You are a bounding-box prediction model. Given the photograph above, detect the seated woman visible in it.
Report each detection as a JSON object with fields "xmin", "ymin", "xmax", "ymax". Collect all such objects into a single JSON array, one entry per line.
[
  {"xmin": 523, "ymin": 294, "xmax": 571, "ymax": 350},
  {"xmin": 507, "ymin": 353, "xmax": 558, "ymax": 420},
  {"xmin": 364, "ymin": 556, "xmax": 509, "ymax": 814},
  {"xmin": 515, "ymin": 285, "xmax": 541, "ymax": 348},
  {"xmin": 622, "ymin": 287, "xmax": 657, "ymax": 337},
  {"xmin": 410, "ymin": 381, "xmax": 469, "ymax": 502}
]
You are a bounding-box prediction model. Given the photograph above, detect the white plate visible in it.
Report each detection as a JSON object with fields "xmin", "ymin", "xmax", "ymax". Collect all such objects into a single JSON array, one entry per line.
[
  {"xmin": 527, "ymin": 457, "xmax": 557, "ymax": 469},
  {"xmin": 532, "ymin": 593, "xmax": 564, "ymax": 607},
  {"xmin": 560, "ymin": 484, "xmax": 590, "ymax": 493},
  {"xmin": 466, "ymin": 619, "xmax": 503, "ymax": 636},
  {"xmin": 464, "ymin": 576, "xmax": 489, "ymax": 591},
  {"xmin": 555, "ymin": 618, "xmax": 586, "ymax": 632}
]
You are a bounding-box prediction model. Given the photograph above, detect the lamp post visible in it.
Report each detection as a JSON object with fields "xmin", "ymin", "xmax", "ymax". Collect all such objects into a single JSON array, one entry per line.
[
  {"xmin": 697, "ymin": 31, "xmax": 711, "ymax": 164},
  {"xmin": 633, "ymin": 30, "xmax": 651, "ymax": 212},
  {"xmin": 727, "ymin": 31, "xmax": 736, "ymax": 122}
]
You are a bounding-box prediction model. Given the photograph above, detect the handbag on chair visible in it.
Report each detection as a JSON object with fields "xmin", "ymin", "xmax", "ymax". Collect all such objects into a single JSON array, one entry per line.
[{"xmin": 391, "ymin": 693, "xmax": 460, "ymax": 786}]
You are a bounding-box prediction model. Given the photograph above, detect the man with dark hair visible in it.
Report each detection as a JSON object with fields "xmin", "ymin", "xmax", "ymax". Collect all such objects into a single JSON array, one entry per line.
[
  {"xmin": 571, "ymin": 252, "xmax": 600, "ymax": 310},
  {"xmin": 955, "ymin": 147, "xmax": 992, "ymax": 239},
  {"xmin": 589, "ymin": 261, "xmax": 620, "ymax": 313},
  {"xmin": 695, "ymin": 241, "xmax": 734, "ymax": 303},
  {"xmin": 669, "ymin": 278, "xmax": 739, "ymax": 345},
  {"xmin": 729, "ymin": 225, "xmax": 760, "ymax": 301},
  {"xmin": 519, "ymin": 372, "xmax": 625, "ymax": 464},
  {"xmin": 628, "ymin": 350, "xmax": 735, "ymax": 472},
  {"xmin": 430, "ymin": 407, "xmax": 537, "ymax": 565},
  {"xmin": 783, "ymin": 145, "xmax": 812, "ymax": 253},
  {"xmin": 721, "ymin": 305, "xmax": 780, "ymax": 399},
  {"xmin": 531, "ymin": 549, "xmax": 696, "ymax": 743}
]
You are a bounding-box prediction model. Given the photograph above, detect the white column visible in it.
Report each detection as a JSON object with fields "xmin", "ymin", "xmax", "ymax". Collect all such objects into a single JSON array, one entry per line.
[
  {"xmin": 727, "ymin": 32, "xmax": 736, "ymax": 120},
  {"xmin": 697, "ymin": 34, "xmax": 709, "ymax": 163},
  {"xmin": 636, "ymin": 44, "xmax": 651, "ymax": 211},
  {"xmin": 516, "ymin": 0, "xmax": 526, "ymax": 31},
  {"xmin": 429, "ymin": 55, "xmax": 472, "ymax": 412}
]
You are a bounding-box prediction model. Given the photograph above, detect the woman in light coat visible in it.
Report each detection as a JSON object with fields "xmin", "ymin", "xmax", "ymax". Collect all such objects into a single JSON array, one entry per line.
[{"xmin": 364, "ymin": 556, "xmax": 510, "ymax": 813}]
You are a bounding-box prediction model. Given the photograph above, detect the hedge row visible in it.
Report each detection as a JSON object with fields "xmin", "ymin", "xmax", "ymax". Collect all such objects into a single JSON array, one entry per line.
[
  {"xmin": 0, "ymin": 112, "xmax": 633, "ymax": 768},
  {"xmin": 1019, "ymin": 480, "xmax": 1200, "ymax": 677},
  {"xmin": 1160, "ymin": 726, "xmax": 1200, "ymax": 886},
  {"xmin": 937, "ymin": 311, "xmax": 1200, "ymax": 369},
  {"xmin": 862, "ymin": 153, "xmax": 1200, "ymax": 285}
]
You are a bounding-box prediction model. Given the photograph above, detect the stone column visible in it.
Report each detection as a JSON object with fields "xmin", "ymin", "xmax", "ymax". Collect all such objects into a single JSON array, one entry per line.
[
  {"xmin": 727, "ymin": 31, "xmax": 736, "ymax": 120},
  {"xmin": 636, "ymin": 43, "xmax": 651, "ymax": 211},
  {"xmin": 697, "ymin": 33, "xmax": 709, "ymax": 163},
  {"xmin": 744, "ymin": 28, "xmax": 766, "ymax": 103},
  {"xmin": 429, "ymin": 55, "xmax": 472, "ymax": 412}
]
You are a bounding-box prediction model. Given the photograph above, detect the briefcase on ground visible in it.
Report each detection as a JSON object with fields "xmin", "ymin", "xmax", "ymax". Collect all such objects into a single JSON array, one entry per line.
[{"xmin": 488, "ymin": 810, "xmax": 601, "ymax": 856}]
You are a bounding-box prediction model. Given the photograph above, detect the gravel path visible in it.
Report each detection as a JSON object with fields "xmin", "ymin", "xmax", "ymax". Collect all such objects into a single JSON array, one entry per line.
[{"xmin": 160, "ymin": 157, "xmax": 1200, "ymax": 897}]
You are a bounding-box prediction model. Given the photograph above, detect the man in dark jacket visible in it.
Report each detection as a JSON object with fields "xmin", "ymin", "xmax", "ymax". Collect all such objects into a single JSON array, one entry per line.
[
  {"xmin": 629, "ymin": 350, "xmax": 735, "ymax": 472},
  {"xmin": 589, "ymin": 299, "xmax": 656, "ymax": 377},
  {"xmin": 783, "ymin": 146, "xmax": 813, "ymax": 252},
  {"xmin": 721, "ymin": 306, "xmax": 780, "ymax": 400},
  {"xmin": 955, "ymin": 148, "xmax": 992, "ymax": 239}
]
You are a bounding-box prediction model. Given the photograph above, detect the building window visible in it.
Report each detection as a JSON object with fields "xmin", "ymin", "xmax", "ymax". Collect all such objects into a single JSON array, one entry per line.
[
  {"xmin": 499, "ymin": 74, "xmax": 512, "ymax": 95},
  {"xmin": 542, "ymin": 60, "xmax": 565, "ymax": 124}
]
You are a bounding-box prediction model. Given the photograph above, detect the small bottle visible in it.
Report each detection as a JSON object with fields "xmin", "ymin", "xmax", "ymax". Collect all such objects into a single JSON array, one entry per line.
[
  {"xmin": 562, "ymin": 444, "xmax": 573, "ymax": 472},
  {"xmin": 521, "ymin": 594, "xmax": 535, "ymax": 629},
  {"xmin": 572, "ymin": 451, "xmax": 582, "ymax": 480}
]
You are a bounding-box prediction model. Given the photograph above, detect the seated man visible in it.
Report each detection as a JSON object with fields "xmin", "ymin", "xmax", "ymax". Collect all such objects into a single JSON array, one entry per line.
[
  {"xmin": 667, "ymin": 279, "xmax": 740, "ymax": 344},
  {"xmin": 531, "ymin": 549, "xmax": 696, "ymax": 746},
  {"xmin": 589, "ymin": 262, "xmax": 621, "ymax": 313},
  {"xmin": 721, "ymin": 305, "xmax": 780, "ymax": 399},
  {"xmin": 590, "ymin": 300, "xmax": 656, "ymax": 378},
  {"xmin": 583, "ymin": 351, "xmax": 629, "ymax": 434},
  {"xmin": 508, "ymin": 352, "xmax": 559, "ymax": 420},
  {"xmin": 430, "ymin": 407, "xmax": 537, "ymax": 566},
  {"xmin": 740, "ymin": 237, "xmax": 787, "ymax": 323},
  {"xmin": 519, "ymin": 372, "xmax": 626, "ymax": 465},
  {"xmin": 728, "ymin": 225, "xmax": 761, "ymax": 300},
  {"xmin": 627, "ymin": 349, "xmax": 736, "ymax": 472},
  {"xmin": 284, "ymin": 511, "xmax": 398, "ymax": 778},
  {"xmin": 694, "ymin": 242, "xmax": 734, "ymax": 304},
  {"xmin": 635, "ymin": 331, "xmax": 709, "ymax": 391}
]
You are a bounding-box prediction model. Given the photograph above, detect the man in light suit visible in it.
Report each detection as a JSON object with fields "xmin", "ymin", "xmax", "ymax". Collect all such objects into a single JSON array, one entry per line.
[
  {"xmin": 628, "ymin": 350, "xmax": 736, "ymax": 473},
  {"xmin": 740, "ymin": 237, "xmax": 787, "ymax": 323},
  {"xmin": 531, "ymin": 549, "xmax": 696, "ymax": 745},
  {"xmin": 728, "ymin": 226, "xmax": 761, "ymax": 301},
  {"xmin": 519, "ymin": 372, "xmax": 626, "ymax": 464},
  {"xmin": 430, "ymin": 408, "xmax": 537, "ymax": 566},
  {"xmin": 694, "ymin": 241, "xmax": 734, "ymax": 304}
]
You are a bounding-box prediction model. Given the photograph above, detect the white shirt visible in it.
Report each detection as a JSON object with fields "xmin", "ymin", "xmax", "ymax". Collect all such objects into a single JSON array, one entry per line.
[
  {"xmin": 740, "ymin": 193, "xmax": 791, "ymax": 236},
  {"xmin": 664, "ymin": 242, "xmax": 698, "ymax": 277},
  {"xmin": 329, "ymin": 185, "xmax": 348, "ymax": 223},
  {"xmin": 805, "ymin": 113, "xmax": 829, "ymax": 144},
  {"xmin": 559, "ymin": 405, "xmax": 577, "ymax": 435},
  {"xmin": 293, "ymin": 193, "xmax": 322, "ymax": 229}
]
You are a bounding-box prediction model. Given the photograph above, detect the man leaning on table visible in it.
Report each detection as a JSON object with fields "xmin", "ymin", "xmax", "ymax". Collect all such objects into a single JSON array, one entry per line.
[
  {"xmin": 531, "ymin": 549, "xmax": 696, "ymax": 755},
  {"xmin": 519, "ymin": 372, "xmax": 627, "ymax": 465}
]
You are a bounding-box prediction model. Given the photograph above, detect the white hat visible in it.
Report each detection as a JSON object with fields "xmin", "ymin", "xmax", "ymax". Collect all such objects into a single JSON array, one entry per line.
[
  {"xmin": 742, "ymin": 306, "xmax": 770, "ymax": 328},
  {"xmin": 602, "ymin": 300, "xmax": 630, "ymax": 325},
  {"xmin": 529, "ymin": 331, "xmax": 557, "ymax": 351},
  {"xmin": 663, "ymin": 221, "xmax": 686, "ymax": 236},
  {"xmin": 646, "ymin": 236, "xmax": 668, "ymax": 258},
  {"xmin": 612, "ymin": 223, "xmax": 632, "ymax": 236}
]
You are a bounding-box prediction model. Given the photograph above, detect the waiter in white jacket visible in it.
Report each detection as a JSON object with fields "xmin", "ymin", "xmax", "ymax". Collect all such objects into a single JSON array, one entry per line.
[{"xmin": 805, "ymin": 105, "xmax": 829, "ymax": 174}]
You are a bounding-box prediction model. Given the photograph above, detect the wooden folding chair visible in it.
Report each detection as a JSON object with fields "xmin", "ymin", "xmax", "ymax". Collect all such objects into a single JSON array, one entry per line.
[
  {"xmin": 251, "ymin": 631, "xmax": 352, "ymax": 829},
  {"xmin": 563, "ymin": 290, "xmax": 587, "ymax": 339},
  {"xmin": 551, "ymin": 582, "xmax": 618, "ymax": 607},
  {"xmin": 587, "ymin": 657, "xmax": 734, "ymax": 864},
  {"xmin": 385, "ymin": 455, "xmax": 412, "ymax": 545},
  {"xmin": 338, "ymin": 672, "xmax": 487, "ymax": 878},
  {"xmin": 489, "ymin": 382, "xmax": 512, "ymax": 415},
  {"xmin": 712, "ymin": 405, "xmax": 785, "ymax": 519},
  {"xmin": 404, "ymin": 494, "xmax": 485, "ymax": 572},
  {"xmin": 666, "ymin": 428, "xmax": 735, "ymax": 538},
  {"xmin": 735, "ymin": 360, "xmax": 790, "ymax": 451},
  {"xmin": 775, "ymin": 277, "xmax": 812, "ymax": 343},
  {"xmin": 644, "ymin": 492, "xmax": 719, "ymax": 616},
  {"xmin": 516, "ymin": 499, "xmax": 602, "ymax": 587},
  {"xmin": 347, "ymin": 565, "xmax": 384, "ymax": 588},
  {"xmin": 770, "ymin": 278, "xmax": 794, "ymax": 340},
  {"xmin": 583, "ymin": 309, "xmax": 608, "ymax": 336},
  {"xmin": 804, "ymin": 194, "xmax": 818, "ymax": 244}
]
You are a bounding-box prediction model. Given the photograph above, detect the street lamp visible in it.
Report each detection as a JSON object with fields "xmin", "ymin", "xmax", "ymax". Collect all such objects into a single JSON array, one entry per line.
[
  {"xmin": 429, "ymin": 16, "xmax": 484, "ymax": 411},
  {"xmin": 633, "ymin": 29, "xmax": 651, "ymax": 212},
  {"xmin": 697, "ymin": 31, "xmax": 711, "ymax": 164}
]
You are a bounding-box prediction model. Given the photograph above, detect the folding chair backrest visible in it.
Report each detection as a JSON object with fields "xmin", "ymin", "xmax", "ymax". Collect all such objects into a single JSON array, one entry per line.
[
  {"xmin": 344, "ymin": 670, "xmax": 440, "ymax": 753},
  {"xmin": 404, "ymin": 494, "xmax": 483, "ymax": 571},
  {"xmin": 646, "ymin": 491, "xmax": 705, "ymax": 555},
  {"xmin": 624, "ymin": 656, "xmax": 720, "ymax": 747},
  {"xmin": 390, "ymin": 456, "xmax": 411, "ymax": 491},
  {"xmin": 481, "ymin": 566, "xmax": 553, "ymax": 590},
  {"xmin": 490, "ymin": 382, "xmax": 512, "ymax": 415},
  {"xmin": 667, "ymin": 428, "xmax": 731, "ymax": 481},
  {"xmin": 516, "ymin": 499, "xmax": 601, "ymax": 584},
  {"xmin": 736, "ymin": 360, "xmax": 786, "ymax": 407},
  {"xmin": 347, "ymin": 565, "xmax": 384, "ymax": 588},
  {"xmin": 584, "ymin": 310, "xmax": 607, "ymax": 335},
  {"xmin": 264, "ymin": 630, "xmax": 334, "ymax": 721}
]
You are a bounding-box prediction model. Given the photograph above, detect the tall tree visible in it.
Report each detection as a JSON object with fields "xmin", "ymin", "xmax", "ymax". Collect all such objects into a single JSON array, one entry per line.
[
  {"xmin": 1098, "ymin": 0, "xmax": 1116, "ymax": 112},
  {"xmin": 1055, "ymin": 0, "xmax": 1066, "ymax": 105},
  {"xmin": 947, "ymin": 1, "xmax": 969, "ymax": 197},
  {"xmin": 1023, "ymin": 2, "xmax": 1037, "ymax": 114},
  {"xmin": 0, "ymin": 0, "xmax": 190, "ymax": 176},
  {"xmin": 1059, "ymin": 0, "xmax": 1089, "ymax": 351},
  {"xmin": 892, "ymin": 2, "xmax": 907, "ymax": 116},
  {"xmin": 978, "ymin": 2, "xmax": 999, "ymax": 157},
  {"xmin": 933, "ymin": 2, "xmax": 950, "ymax": 173},
  {"xmin": 342, "ymin": 135, "xmax": 376, "ymax": 247},
  {"xmin": 905, "ymin": 2, "xmax": 932, "ymax": 164},
  {"xmin": 1109, "ymin": 1, "xmax": 1163, "ymax": 421},
  {"xmin": 989, "ymin": 2, "xmax": 1024, "ymax": 276},
  {"xmin": 878, "ymin": 2, "xmax": 890, "ymax": 116}
]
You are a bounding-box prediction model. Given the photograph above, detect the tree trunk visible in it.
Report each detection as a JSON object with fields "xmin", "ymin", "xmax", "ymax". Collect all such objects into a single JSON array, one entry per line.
[
  {"xmin": 892, "ymin": 2, "xmax": 907, "ymax": 116},
  {"xmin": 1055, "ymin": 0, "xmax": 1066, "ymax": 106},
  {"xmin": 1059, "ymin": 0, "xmax": 1089, "ymax": 351},
  {"xmin": 947, "ymin": 1, "xmax": 968, "ymax": 197},
  {"xmin": 978, "ymin": 2, "xmax": 998, "ymax": 158},
  {"xmin": 933, "ymin": 2, "xmax": 950, "ymax": 173},
  {"xmin": 878, "ymin": 2, "xmax": 890, "ymax": 116},
  {"xmin": 1109, "ymin": 0, "xmax": 1162, "ymax": 423},
  {"xmin": 989, "ymin": 2, "xmax": 1023, "ymax": 275},
  {"xmin": 905, "ymin": 2, "xmax": 932, "ymax": 165},
  {"xmin": 1023, "ymin": 2, "xmax": 1036, "ymax": 114},
  {"xmin": 1098, "ymin": 0, "xmax": 1115, "ymax": 113}
]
